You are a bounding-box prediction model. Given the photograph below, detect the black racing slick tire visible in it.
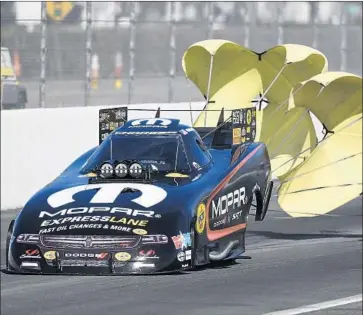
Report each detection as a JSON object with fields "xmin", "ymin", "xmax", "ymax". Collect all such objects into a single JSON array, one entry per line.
[
  {"xmin": 261, "ymin": 181, "xmax": 273, "ymax": 220},
  {"xmin": 6, "ymin": 220, "xmax": 15, "ymax": 270}
]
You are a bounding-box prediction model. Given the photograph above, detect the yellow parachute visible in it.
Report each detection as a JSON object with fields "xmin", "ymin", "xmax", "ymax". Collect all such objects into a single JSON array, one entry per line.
[
  {"xmin": 182, "ymin": 39, "xmax": 362, "ymax": 217},
  {"xmin": 278, "ymin": 73, "xmax": 362, "ymax": 217}
]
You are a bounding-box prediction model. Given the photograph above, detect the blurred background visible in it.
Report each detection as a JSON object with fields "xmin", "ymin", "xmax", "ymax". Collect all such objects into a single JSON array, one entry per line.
[{"xmin": 1, "ymin": 1, "xmax": 362, "ymax": 109}]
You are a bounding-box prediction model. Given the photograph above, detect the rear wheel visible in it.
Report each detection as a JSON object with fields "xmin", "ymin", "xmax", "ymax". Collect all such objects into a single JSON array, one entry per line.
[{"xmin": 6, "ymin": 220, "xmax": 15, "ymax": 270}]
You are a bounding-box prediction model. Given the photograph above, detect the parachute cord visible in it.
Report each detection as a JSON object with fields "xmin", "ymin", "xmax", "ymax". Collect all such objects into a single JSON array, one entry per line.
[
  {"xmin": 186, "ymin": 76, "xmax": 194, "ymax": 125},
  {"xmin": 266, "ymin": 208, "xmax": 363, "ymax": 218},
  {"xmin": 201, "ymin": 116, "xmax": 232, "ymax": 141},
  {"xmin": 274, "ymin": 182, "xmax": 362, "ymax": 196},
  {"xmin": 279, "ymin": 152, "xmax": 362, "ymax": 184},
  {"xmin": 205, "ymin": 54, "xmax": 215, "ymax": 127},
  {"xmin": 257, "ymin": 63, "xmax": 287, "ymax": 108},
  {"xmin": 265, "ymin": 83, "xmax": 306, "ymax": 120}
]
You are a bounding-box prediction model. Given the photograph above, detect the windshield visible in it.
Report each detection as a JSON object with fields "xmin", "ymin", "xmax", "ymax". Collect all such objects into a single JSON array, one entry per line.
[{"xmin": 81, "ymin": 134, "xmax": 191, "ymax": 173}]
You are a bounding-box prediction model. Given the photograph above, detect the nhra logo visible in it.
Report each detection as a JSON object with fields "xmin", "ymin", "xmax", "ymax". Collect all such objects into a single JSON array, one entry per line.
[
  {"xmin": 47, "ymin": 183, "xmax": 167, "ymax": 209},
  {"xmin": 212, "ymin": 187, "xmax": 247, "ymax": 219}
]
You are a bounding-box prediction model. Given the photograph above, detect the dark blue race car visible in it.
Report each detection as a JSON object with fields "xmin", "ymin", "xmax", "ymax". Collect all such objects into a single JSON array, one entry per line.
[{"xmin": 6, "ymin": 107, "xmax": 273, "ymax": 275}]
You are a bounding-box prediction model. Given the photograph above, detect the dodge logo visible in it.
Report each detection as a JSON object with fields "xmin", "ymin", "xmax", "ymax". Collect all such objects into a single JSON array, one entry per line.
[{"xmin": 85, "ymin": 237, "xmax": 92, "ymax": 248}]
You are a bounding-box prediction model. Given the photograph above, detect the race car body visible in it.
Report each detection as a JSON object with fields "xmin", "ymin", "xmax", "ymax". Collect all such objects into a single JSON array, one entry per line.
[
  {"xmin": 1, "ymin": 47, "xmax": 27, "ymax": 110},
  {"xmin": 6, "ymin": 113, "xmax": 272, "ymax": 275}
]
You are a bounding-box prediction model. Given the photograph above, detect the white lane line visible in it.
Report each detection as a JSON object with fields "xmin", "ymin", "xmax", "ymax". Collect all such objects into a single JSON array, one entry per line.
[{"xmin": 261, "ymin": 294, "xmax": 362, "ymax": 315}]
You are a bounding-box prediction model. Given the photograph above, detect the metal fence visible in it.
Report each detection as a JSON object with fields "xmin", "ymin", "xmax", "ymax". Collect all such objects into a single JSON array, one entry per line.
[{"xmin": 1, "ymin": 1, "xmax": 362, "ymax": 109}]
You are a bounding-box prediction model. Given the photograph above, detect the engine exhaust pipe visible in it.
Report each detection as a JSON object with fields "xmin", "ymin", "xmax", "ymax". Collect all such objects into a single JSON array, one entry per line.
[{"xmin": 209, "ymin": 240, "xmax": 239, "ymax": 261}]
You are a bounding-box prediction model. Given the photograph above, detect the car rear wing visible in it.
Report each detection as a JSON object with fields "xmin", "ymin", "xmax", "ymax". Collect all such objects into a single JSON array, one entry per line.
[
  {"xmin": 194, "ymin": 107, "xmax": 256, "ymax": 149},
  {"xmin": 99, "ymin": 106, "xmax": 128, "ymax": 144}
]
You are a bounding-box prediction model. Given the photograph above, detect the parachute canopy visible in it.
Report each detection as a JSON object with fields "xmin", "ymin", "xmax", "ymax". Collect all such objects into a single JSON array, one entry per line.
[{"xmin": 182, "ymin": 39, "xmax": 362, "ymax": 217}]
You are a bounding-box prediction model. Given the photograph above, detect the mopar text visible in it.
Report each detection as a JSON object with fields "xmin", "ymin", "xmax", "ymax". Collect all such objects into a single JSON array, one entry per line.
[{"xmin": 212, "ymin": 187, "xmax": 246, "ymax": 218}]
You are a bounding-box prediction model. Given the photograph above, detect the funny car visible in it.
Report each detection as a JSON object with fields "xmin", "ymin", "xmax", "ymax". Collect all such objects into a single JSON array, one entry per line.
[{"xmin": 6, "ymin": 107, "xmax": 273, "ymax": 275}]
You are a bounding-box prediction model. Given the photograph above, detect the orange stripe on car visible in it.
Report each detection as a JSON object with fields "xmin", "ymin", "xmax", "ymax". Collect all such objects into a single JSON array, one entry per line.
[{"xmin": 206, "ymin": 144, "xmax": 263, "ymax": 241}]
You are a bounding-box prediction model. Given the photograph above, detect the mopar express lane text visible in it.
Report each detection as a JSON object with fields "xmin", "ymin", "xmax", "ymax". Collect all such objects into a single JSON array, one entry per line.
[
  {"xmin": 39, "ymin": 207, "xmax": 157, "ymax": 227},
  {"xmin": 40, "ymin": 216, "xmax": 148, "ymax": 227}
]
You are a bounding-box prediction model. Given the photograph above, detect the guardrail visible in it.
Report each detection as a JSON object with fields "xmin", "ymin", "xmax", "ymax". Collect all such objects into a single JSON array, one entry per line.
[{"xmin": 0, "ymin": 102, "xmax": 204, "ymax": 210}]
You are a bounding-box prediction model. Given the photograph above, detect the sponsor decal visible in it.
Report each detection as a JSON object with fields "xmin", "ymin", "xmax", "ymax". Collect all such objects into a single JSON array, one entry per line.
[
  {"xmin": 136, "ymin": 249, "xmax": 159, "ymax": 260},
  {"xmin": 232, "ymin": 128, "xmax": 242, "ymax": 145},
  {"xmin": 139, "ymin": 249, "xmax": 156, "ymax": 257},
  {"xmin": 246, "ymin": 109, "xmax": 252, "ymax": 124},
  {"xmin": 171, "ymin": 232, "xmax": 192, "ymax": 250},
  {"xmin": 212, "ymin": 216, "xmax": 227, "ymax": 228},
  {"xmin": 43, "ymin": 251, "xmax": 57, "ymax": 260},
  {"xmin": 140, "ymin": 160, "xmax": 164, "ymax": 166},
  {"xmin": 21, "ymin": 261, "xmax": 40, "ymax": 269},
  {"xmin": 114, "ymin": 252, "xmax": 131, "ymax": 262},
  {"xmin": 141, "ymin": 235, "xmax": 168, "ymax": 244},
  {"xmin": 177, "ymin": 251, "xmax": 185, "ymax": 262},
  {"xmin": 181, "ymin": 263, "xmax": 189, "ymax": 268},
  {"xmin": 133, "ymin": 262, "xmax": 155, "ymax": 269},
  {"xmin": 38, "ymin": 223, "xmax": 133, "ymax": 234},
  {"xmin": 20, "ymin": 249, "xmax": 41, "ymax": 259},
  {"xmin": 40, "ymin": 213, "xmax": 149, "ymax": 227},
  {"xmin": 133, "ymin": 228, "xmax": 147, "ymax": 235},
  {"xmin": 232, "ymin": 108, "xmax": 256, "ymax": 143},
  {"xmin": 39, "ymin": 227, "xmax": 58, "ymax": 234},
  {"xmin": 211, "ymin": 187, "xmax": 247, "ymax": 219},
  {"xmin": 131, "ymin": 118, "xmax": 172, "ymax": 127},
  {"xmin": 195, "ymin": 203, "xmax": 206, "ymax": 234},
  {"xmin": 165, "ymin": 173, "xmax": 189, "ymax": 178},
  {"xmin": 176, "ymin": 250, "xmax": 192, "ymax": 262},
  {"xmin": 232, "ymin": 210, "xmax": 243, "ymax": 221},
  {"xmin": 64, "ymin": 252, "xmax": 108, "ymax": 260},
  {"xmin": 47, "ymin": 183, "xmax": 167, "ymax": 209},
  {"xmin": 185, "ymin": 250, "xmax": 192, "ymax": 261},
  {"xmin": 61, "ymin": 260, "xmax": 109, "ymax": 267},
  {"xmin": 192, "ymin": 162, "xmax": 202, "ymax": 170}
]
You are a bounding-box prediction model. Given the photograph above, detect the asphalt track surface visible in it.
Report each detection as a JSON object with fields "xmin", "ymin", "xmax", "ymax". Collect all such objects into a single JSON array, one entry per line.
[{"xmin": 1, "ymin": 196, "xmax": 362, "ymax": 315}]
